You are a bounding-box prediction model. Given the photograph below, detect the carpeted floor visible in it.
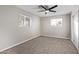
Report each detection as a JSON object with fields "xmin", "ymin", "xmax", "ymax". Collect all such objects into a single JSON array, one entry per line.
[{"xmin": 1, "ymin": 36, "xmax": 78, "ymax": 54}]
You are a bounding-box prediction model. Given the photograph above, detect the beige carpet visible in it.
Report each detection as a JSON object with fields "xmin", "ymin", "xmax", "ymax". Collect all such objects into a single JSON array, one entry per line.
[{"xmin": 1, "ymin": 36, "xmax": 78, "ymax": 54}]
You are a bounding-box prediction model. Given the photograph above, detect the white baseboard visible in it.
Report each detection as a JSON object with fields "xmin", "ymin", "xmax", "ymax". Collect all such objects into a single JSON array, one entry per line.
[
  {"xmin": 41, "ymin": 35, "xmax": 70, "ymax": 39},
  {"xmin": 0, "ymin": 34, "xmax": 40, "ymax": 52}
]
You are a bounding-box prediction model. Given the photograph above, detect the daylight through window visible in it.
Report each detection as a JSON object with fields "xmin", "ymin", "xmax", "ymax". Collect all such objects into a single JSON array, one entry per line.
[{"xmin": 50, "ymin": 18, "xmax": 62, "ymax": 26}]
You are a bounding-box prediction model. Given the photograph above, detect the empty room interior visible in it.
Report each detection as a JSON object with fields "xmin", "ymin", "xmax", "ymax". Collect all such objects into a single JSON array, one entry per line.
[{"xmin": 0, "ymin": 5, "xmax": 79, "ymax": 54}]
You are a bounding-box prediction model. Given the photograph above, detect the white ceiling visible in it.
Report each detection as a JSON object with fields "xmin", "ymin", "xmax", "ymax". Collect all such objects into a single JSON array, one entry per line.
[{"xmin": 16, "ymin": 5, "xmax": 78, "ymax": 17}]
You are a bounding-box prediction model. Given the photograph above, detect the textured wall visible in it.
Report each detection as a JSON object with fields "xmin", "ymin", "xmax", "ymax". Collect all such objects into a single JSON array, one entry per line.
[
  {"xmin": 71, "ymin": 8, "xmax": 78, "ymax": 50},
  {"xmin": 40, "ymin": 14, "xmax": 71, "ymax": 39},
  {"xmin": 0, "ymin": 6, "xmax": 40, "ymax": 51}
]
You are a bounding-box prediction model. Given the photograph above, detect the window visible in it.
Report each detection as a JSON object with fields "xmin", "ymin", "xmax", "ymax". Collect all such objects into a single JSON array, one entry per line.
[
  {"xmin": 18, "ymin": 14, "xmax": 30, "ymax": 27},
  {"xmin": 50, "ymin": 18, "xmax": 62, "ymax": 26}
]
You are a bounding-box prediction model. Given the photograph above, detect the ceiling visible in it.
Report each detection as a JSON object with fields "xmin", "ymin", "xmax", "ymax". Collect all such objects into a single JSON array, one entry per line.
[{"xmin": 16, "ymin": 5, "xmax": 78, "ymax": 17}]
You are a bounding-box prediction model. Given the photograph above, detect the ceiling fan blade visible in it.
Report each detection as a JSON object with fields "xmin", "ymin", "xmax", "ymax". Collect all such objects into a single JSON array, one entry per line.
[
  {"xmin": 39, "ymin": 5, "xmax": 47, "ymax": 10},
  {"xmin": 49, "ymin": 5, "xmax": 58, "ymax": 10},
  {"xmin": 49, "ymin": 10, "xmax": 56, "ymax": 12}
]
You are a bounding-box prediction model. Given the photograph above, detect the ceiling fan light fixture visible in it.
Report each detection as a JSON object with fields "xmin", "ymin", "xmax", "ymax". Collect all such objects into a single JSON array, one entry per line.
[
  {"xmin": 38, "ymin": 5, "xmax": 58, "ymax": 15},
  {"xmin": 45, "ymin": 10, "xmax": 49, "ymax": 13}
]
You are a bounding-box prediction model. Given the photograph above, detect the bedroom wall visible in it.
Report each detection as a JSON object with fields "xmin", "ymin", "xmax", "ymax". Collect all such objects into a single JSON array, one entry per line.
[
  {"xmin": 71, "ymin": 7, "xmax": 78, "ymax": 51},
  {"xmin": 78, "ymin": 10, "xmax": 79, "ymax": 53},
  {"xmin": 40, "ymin": 14, "xmax": 71, "ymax": 39},
  {"xmin": 0, "ymin": 6, "xmax": 40, "ymax": 51}
]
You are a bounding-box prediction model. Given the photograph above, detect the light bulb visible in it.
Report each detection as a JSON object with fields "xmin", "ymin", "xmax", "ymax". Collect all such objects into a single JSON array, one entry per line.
[{"xmin": 45, "ymin": 10, "xmax": 49, "ymax": 13}]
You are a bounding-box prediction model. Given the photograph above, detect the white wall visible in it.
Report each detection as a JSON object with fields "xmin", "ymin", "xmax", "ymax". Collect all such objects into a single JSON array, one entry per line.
[
  {"xmin": 71, "ymin": 8, "xmax": 79, "ymax": 50},
  {"xmin": 78, "ymin": 10, "xmax": 79, "ymax": 52},
  {"xmin": 40, "ymin": 14, "xmax": 71, "ymax": 39},
  {"xmin": 0, "ymin": 6, "xmax": 40, "ymax": 51}
]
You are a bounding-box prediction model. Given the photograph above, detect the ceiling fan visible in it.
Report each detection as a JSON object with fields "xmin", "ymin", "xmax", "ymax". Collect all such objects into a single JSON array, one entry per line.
[{"xmin": 38, "ymin": 5, "xmax": 58, "ymax": 14}]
